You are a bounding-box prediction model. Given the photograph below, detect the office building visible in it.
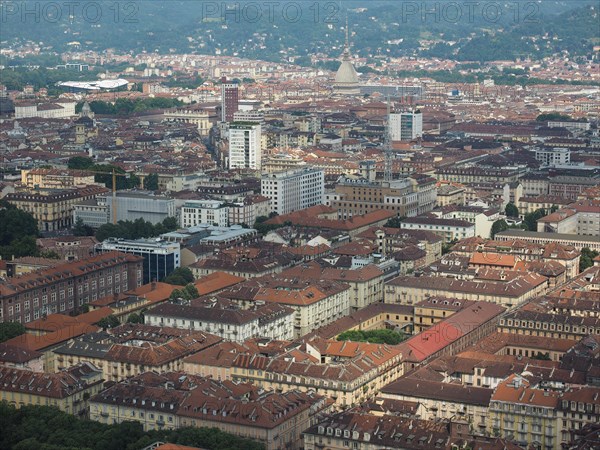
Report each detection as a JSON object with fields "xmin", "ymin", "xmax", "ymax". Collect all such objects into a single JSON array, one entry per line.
[
  {"xmin": 180, "ymin": 200, "xmax": 229, "ymax": 228},
  {"xmin": 389, "ymin": 110, "xmax": 423, "ymax": 141},
  {"xmin": 96, "ymin": 239, "xmax": 180, "ymax": 284},
  {"xmin": 228, "ymin": 122, "xmax": 261, "ymax": 170},
  {"xmin": 261, "ymin": 167, "xmax": 324, "ymax": 215},
  {"xmin": 74, "ymin": 191, "xmax": 176, "ymax": 228},
  {"xmin": 220, "ymin": 82, "xmax": 239, "ymax": 122}
]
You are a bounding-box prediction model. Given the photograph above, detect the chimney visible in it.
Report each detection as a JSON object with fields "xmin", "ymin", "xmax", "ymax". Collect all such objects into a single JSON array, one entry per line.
[{"xmin": 151, "ymin": 281, "xmax": 157, "ymax": 291}]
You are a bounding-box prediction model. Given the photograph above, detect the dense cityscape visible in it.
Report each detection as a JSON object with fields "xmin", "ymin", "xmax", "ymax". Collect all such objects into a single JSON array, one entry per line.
[{"xmin": 0, "ymin": 1, "xmax": 599, "ymax": 450}]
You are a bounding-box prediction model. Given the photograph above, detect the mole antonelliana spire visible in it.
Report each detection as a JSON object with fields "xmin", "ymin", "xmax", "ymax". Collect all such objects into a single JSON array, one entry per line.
[{"xmin": 333, "ymin": 14, "xmax": 360, "ymax": 96}]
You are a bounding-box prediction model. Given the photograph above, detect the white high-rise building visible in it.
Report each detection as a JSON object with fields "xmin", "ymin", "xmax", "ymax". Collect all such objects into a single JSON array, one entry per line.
[
  {"xmin": 229, "ymin": 122, "xmax": 262, "ymax": 170},
  {"xmin": 261, "ymin": 167, "xmax": 325, "ymax": 215},
  {"xmin": 389, "ymin": 110, "xmax": 423, "ymax": 141}
]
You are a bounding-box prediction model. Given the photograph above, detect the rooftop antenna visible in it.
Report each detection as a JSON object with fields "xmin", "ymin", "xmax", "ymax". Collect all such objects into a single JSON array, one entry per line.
[{"xmin": 384, "ymin": 97, "xmax": 393, "ymax": 182}]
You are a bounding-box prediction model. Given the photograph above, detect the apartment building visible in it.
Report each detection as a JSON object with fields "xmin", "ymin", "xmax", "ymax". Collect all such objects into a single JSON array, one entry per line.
[
  {"xmin": 329, "ymin": 175, "xmax": 437, "ymax": 219},
  {"xmin": 260, "ymin": 167, "xmax": 324, "ymax": 215},
  {"xmin": 381, "ymin": 378, "xmax": 493, "ymax": 430},
  {"xmin": 385, "ymin": 271, "xmax": 548, "ymax": 308},
  {"xmin": 432, "ymin": 205, "xmax": 500, "ymax": 238},
  {"xmin": 280, "ymin": 262, "xmax": 385, "ymax": 312},
  {"xmin": 495, "ymin": 230, "xmax": 600, "ymax": 252},
  {"xmin": 228, "ymin": 122, "xmax": 261, "ymax": 170},
  {"xmin": 5, "ymin": 185, "xmax": 109, "ymax": 231},
  {"xmin": 436, "ymin": 183, "xmax": 466, "ymax": 207},
  {"xmin": 537, "ymin": 199, "xmax": 600, "ymax": 237},
  {"xmin": 498, "ymin": 310, "xmax": 600, "ymax": 340},
  {"xmin": 228, "ymin": 195, "xmax": 270, "ymax": 226},
  {"xmin": 90, "ymin": 371, "xmax": 329, "ymax": 450},
  {"xmin": 400, "ymin": 217, "xmax": 475, "ymax": 243},
  {"xmin": 0, "ymin": 362, "xmax": 103, "ymax": 415},
  {"xmin": 52, "ymin": 324, "xmax": 222, "ymax": 382},
  {"xmin": 389, "ymin": 110, "xmax": 423, "ymax": 141},
  {"xmin": 184, "ymin": 337, "xmax": 404, "ymax": 409},
  {"xmin": 0, "ymin": 251, "xmax": 143, "ymax": 324},
  {"xmin": 435, "ymin": 166, "xmax": 523, "ymax": 184},
  {"xmin": 219, "ymin": 276, "xmax": 351, "ymax": 337},
  {"xmin": 145, "ymin": 301, "xmax": 295, "ymax": 342},
  {"xmin": 20, "ymin": 169, "xmax": 95, "ymax": 189},
  {"xmin": 488, "ymin": 374, "xmax": 560, "ymax": 450}
]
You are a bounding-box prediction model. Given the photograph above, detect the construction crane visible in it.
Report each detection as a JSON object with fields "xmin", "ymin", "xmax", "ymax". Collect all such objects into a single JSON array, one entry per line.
[
  {"xmin": 383, "ymin": 97, "xmax": 393, "ymax": 183},
  {"xmin": 85, "ymin": 168, "xmax": 130, "ymax": 224}
]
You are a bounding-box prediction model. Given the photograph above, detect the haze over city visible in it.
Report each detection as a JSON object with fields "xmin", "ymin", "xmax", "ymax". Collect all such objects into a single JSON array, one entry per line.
[{"xmin": 0, "ymin": 1, "xmax": 599, "ymax": 450}]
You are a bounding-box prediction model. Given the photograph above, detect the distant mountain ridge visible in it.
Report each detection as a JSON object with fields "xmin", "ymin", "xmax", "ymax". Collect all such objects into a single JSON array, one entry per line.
[{"xmin": 1, "ymin": 1, "xmax": 598, "ymax": 62}]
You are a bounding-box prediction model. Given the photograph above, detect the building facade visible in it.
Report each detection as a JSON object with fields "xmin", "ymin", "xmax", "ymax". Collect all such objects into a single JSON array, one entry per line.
[
  {"xmin": 389, "ymin": 110, "xmax": 423, "ymax": 141},
  {"xmin": 221, "ymin": 82, "xmax": 239, "ymax": 122},
  {"xmin": 6, "ymin": 185, "xmax": 109, "ymax": 231},
  {"xmin": 180, "ymin": 200, "xmax": 229, "ymax": 228},
  {"xmin": 228, "ymin": 122, "xmax": 261, "ymax": 170},
  {"xmin": 261, "ymin": 167, "xmax": 325, "ymax": 215},
  {"xmin": 0, "ymin": 251, "xmax": 143, "ymax": 324},
  {"xmin": 96, "ymin": 239, "xmax": 180, "ymax": 284}
]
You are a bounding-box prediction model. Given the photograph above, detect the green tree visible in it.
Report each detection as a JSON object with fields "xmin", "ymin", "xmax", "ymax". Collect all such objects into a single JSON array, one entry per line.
[
  {"xmin": 580, "ymin": 247, "xmax": 599, "ymax": 272},
  {"xmin": 97, "ymin": 315, "xmax": 120, "ymax": 329},
  {"xmin": 536, "ymin": 112, "xmax": 573, "ymax": 122},
  {"xmin": 0, "ymin": 403, "xmax": 265, "ymax": 450},
  {"xmin": 491, "ymin": 219, "xmax": 509, "ymax": 238},
  {"xmin": 73, "ymin": 217, "xmax": 94, "ymax": 237},
  {"xmin": 163, "ymin": 267, "xmax": 195, "ymax": 286},
  {"xmin": 169, "ymin": 284, "xmax": 199, "ymax": 302},
  {"xmin": 504, "ymin": 202, "xmax": 519, "ymax": 218},
  {"xmin": 144, "ymin": 173, "xmax": 159, "ymax": 191},
  {"xmin": 0, "ymin": 203, "xmax": 39, "ymax": 260},
  {"xmin": 337, "ymin": 329, "xmax": 408, "ymax": 345},
  {"xmin": 385, "ymin": 216, "xmax": 405, "ymax": 228},
  {"xmin": 67, "ymin": 156, "xmax": 94, "ymax": 170},
  {"xmin": 95, "ymin": 217, "xmax": 176, "ymax": 242},
  {"xmin": 523, "ymin": 209, "xmax": 546, "ymax": 231},
  {"xmin": 126, "ymin": 312, "xmax": 144, "ymax": 324},
  {"xmin": 0, "ymin": 322, "xmax": 26, "ymax": 343}
]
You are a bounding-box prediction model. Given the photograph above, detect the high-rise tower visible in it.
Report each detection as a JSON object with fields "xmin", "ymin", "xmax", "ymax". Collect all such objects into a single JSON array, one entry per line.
[{"xmin": 221, "ymin": 78, "xmax": 239, "ymax": 122}]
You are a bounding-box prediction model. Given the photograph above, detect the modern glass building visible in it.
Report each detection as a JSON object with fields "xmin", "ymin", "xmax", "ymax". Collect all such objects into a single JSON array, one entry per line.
[{"xmin": 96, "ymin": 238, "xmax": 180, "ymax": 284}]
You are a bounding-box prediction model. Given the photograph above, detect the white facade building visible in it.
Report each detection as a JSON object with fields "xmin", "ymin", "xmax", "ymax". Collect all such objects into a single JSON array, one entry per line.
[
  {"xmin": 145, "ymin": 303, "xmax": 295, "ymax": 343},
  {"xmin": 389, "ymin": 110, "xmax": 423, "ymax": 141},
  {"xmin": 261, "ymin": 167, "xmax": 325, "ymax": 215},
  {"xmin": 228, "ymin": 122, "xmax": 262, "ymax": 170},
  {"xmin": 400, "ymin": 217, "xmax": 475, "ymax": 243},
  {"xmin": 180, "ymin": 200, "xmax": 229, "ymax": 228},
  {"xmin": 15, "ymin": 101, "xmax": 76, "ymax": 119},
  {"xmin": 535, "ymin": 147, "xmax": 571, "ymax": 166}
]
